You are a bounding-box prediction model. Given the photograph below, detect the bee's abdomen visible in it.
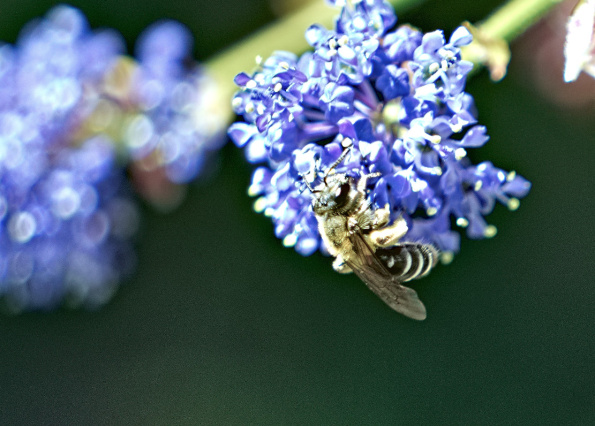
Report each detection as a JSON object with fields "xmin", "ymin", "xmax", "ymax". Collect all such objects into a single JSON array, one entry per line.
[{"xmin": 376, "ymin": 243, "xmax": 438, "ymax": 282}]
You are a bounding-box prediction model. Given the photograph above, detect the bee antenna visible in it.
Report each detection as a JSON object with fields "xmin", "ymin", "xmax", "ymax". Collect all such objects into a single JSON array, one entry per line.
[
  {"xmin": 303, "ymin": 179, "xmax": 315, "ymax": 193},
  {"xmin": 324, "ymin": 138, "xmax": 353, "ymax": 178},
  {"xmin": 297, "ymin": 172, "xmax": 317, "ymax": 194}
]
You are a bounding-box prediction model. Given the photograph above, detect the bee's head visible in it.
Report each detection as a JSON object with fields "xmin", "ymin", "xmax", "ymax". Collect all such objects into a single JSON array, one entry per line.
[
  {"xmin": 300, "ymin": 139, "xmax": 355, "ymax": 214},
  {"xmin": 311, "ymin": 173, "xmax": 353, "ymax": 215}
]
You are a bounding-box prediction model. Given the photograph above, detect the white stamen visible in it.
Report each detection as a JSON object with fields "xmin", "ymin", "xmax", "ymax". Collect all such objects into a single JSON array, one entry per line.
[
  {"xmin": 283, "ymin": 234, "xmax": 297, "ymax": 247},
  {"xmin": 231, "ymin": 97, "xmax": 243, "ymax": 109},
  {"xmin": 484, "ymin": 225, "xmax": 498, "ymax": 238},
  {"xmin": 440, "ymin": 251, "xmax": 454, "ymax": 265},
  {"xmin": 456, "ymin": 217, "xmax": 469, "ymax": 227},
  {"xmin": 507, "ymin": 198, "xmax": 520, "ymax": 211},
  {"xmin": 451, "ymin": 122, "xmax": 463, "ymax": 133},
  {"xmin": 455, "ymin": 148, "xmax": 467, "ymax": 160},
  {"xmin": 253, "ymin": 197, "xmax": 267, "ymax": 213}
]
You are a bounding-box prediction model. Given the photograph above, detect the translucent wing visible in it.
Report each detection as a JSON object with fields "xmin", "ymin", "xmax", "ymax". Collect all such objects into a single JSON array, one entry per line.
[{"xmin": 346, "ymin": 233, "xmax": 427, "ymax": 320}]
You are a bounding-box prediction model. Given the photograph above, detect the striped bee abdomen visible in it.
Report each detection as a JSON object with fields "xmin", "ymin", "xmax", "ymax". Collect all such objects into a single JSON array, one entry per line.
[{"xmin": 376, "ymin": 243, "xmax": 438, "ymax": 282}]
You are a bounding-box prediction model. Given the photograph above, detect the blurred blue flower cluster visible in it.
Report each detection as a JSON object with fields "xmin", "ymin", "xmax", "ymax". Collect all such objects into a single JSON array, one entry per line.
[
  {"xmin": 0, "ymin": 6, "xmax": 136, "ymax": 311},
  {"xmin": 113, "ymin": 21, "xmax": 226, "ymax": 191},
  {"xmin": 0, "ymin": 6, "xmax": 225, "ymax": 311},
  {"xmin": 229, "ymin": 0, "xmax": 531, "ymax": 258}
]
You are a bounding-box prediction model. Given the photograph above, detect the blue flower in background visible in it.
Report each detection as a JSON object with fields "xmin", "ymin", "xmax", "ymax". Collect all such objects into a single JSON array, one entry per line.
[
  {"xmin": 72, "ymin": 18, "xmax": 228, "ymax": 208},
  {"xmin": 123, "ymin": 20, "xmax": 227, "ymax": 186},
  {"xmin": 0, "ymin": 5, "xmax": 230, "ymax": 311},
  {"xmin": 0, "ymin": 137, "xmax": 138, "ymax": 311},
  {"xmin": 0, "ymin": 6, "xmax": 138, "ymax": 311},
  {"xmin": 229, "ymin": 0, "xmax": 531, "ymax": 258}
]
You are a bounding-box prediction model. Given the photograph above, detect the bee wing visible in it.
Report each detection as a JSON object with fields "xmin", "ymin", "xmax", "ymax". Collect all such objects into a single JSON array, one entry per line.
[{"xmin": 346, "ymin": 233, "xmax": 427, "ymax": 320}]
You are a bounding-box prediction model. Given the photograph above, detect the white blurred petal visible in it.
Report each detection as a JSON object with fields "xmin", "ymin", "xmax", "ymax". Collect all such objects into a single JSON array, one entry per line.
[{"xmin": 564, "ymin": 0, "xmax": 595, "ymax": 82}]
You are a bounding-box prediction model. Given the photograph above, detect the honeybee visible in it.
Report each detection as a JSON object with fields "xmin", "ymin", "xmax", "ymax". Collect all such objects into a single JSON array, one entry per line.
[{"xmin": 303, "ymin": 142, "xmax": 438, "ymax": 320}]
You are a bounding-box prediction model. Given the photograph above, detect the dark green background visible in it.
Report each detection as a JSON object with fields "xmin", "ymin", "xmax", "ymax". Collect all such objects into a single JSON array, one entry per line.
[{"xmin": 1, "ymin": 0, "xmax": 593, "ymax": 424}]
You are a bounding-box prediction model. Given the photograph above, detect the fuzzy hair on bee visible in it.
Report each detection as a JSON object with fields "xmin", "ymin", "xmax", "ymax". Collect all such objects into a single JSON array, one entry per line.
[{"xmin": 302, "ymin": 141, "xmax": 438, "ymax": 320}]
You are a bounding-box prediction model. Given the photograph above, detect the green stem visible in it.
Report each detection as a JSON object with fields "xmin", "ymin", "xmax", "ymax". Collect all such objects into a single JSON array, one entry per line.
[{"xmin": 478, "ymin": 0, "xmax": 564, "ymax": 42}]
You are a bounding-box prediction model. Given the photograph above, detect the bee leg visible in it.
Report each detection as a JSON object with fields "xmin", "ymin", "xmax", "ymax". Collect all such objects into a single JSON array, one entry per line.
[
  {"xmin": 371, "ymin": 204, "xmax": 391, "ymax": 229},
  {"xmin": 332, "ymin": 255, "xmax": 353, "ymax": 274},
  {"xmin": 369, "ymin": 216, "xmax": 408, "ymax": 248},
  {"xmin": 357, "ymin": 172, "xmax": 382, "ymax": 193}
]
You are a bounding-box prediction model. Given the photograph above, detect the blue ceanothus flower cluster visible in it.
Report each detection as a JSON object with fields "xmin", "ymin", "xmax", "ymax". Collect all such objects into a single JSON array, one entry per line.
[
  {"xmin": 229, "ymin": 0, "xmax": 531, "ymax": 258},
  {"xmin": 0, "ymin": 6, "xmax": 138, "ymax": 311},
  {"xmin": 0, "ymin": 6, "xmax": 225, "ymax": 311}
]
